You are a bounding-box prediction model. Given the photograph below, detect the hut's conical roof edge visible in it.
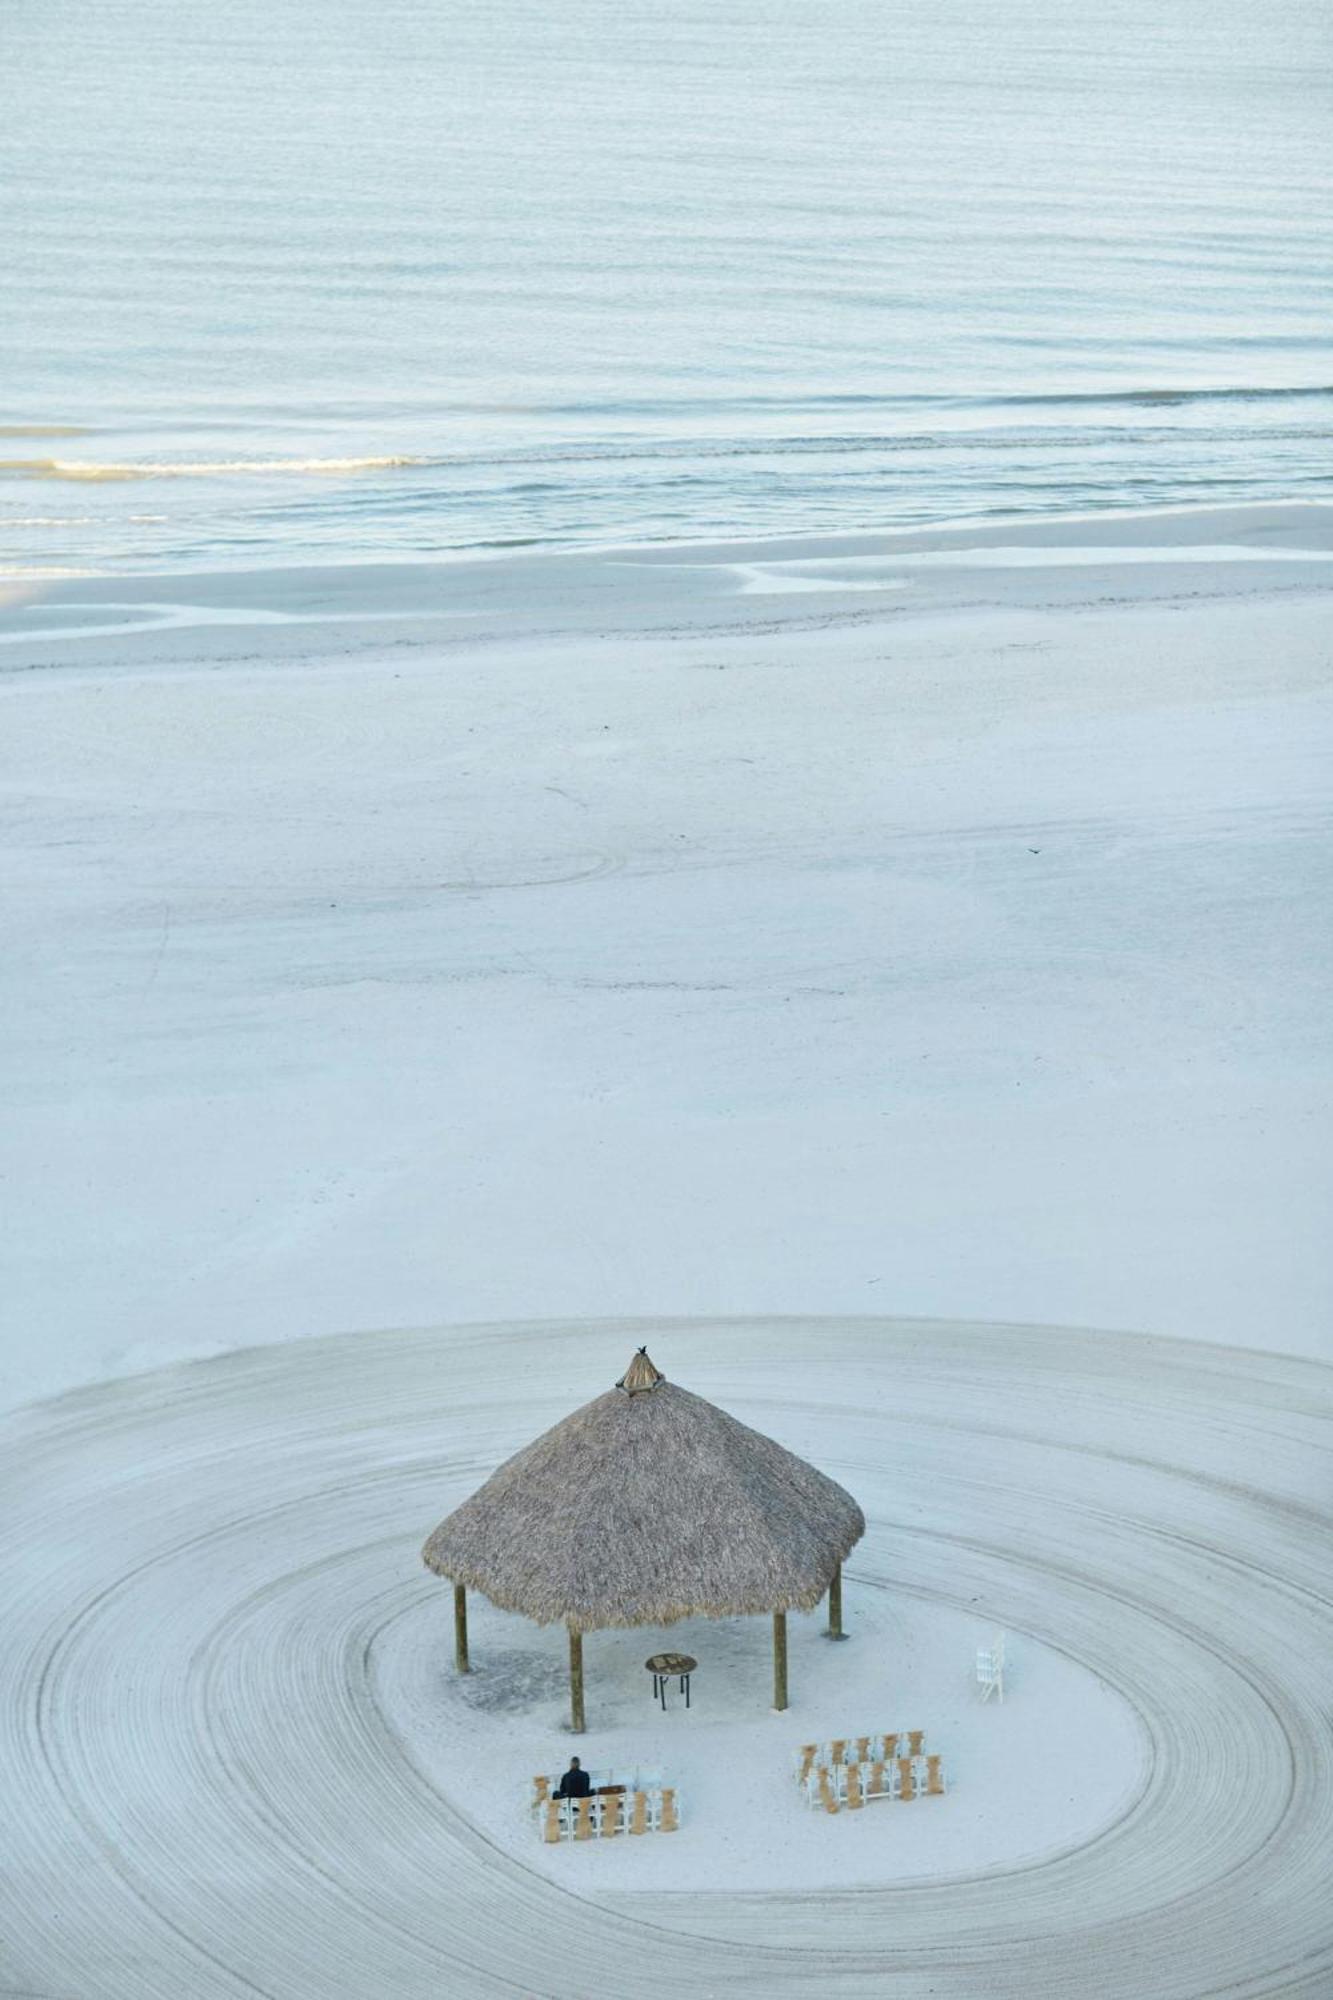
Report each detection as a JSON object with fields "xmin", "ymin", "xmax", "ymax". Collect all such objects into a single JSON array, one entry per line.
[{"xmin": 422, "ymin": 1376, "xmax": 865, "ymax": 1628}]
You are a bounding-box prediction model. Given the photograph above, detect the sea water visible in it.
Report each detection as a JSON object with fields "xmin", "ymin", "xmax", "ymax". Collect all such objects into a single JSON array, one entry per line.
[{"xmin": 2, "ymin": 0, "xmax": 1330, "ymax": 575}]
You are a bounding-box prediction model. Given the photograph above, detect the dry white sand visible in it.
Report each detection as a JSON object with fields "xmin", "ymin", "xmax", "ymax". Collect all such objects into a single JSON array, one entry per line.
[
  {"xmin": 1, "ymin": 1316, "xmax": 1329, "ymax": 1998},
  {"xmin": 2, "ymin": 503, "xmax": 1331, "ymax": 1412},
  {"xmin": 1, "ymin": 504, "xmax": 1330, "ymax": 1994},
  {"xmin": 394, "ymin": 1558, "xmax": 1143, "ymax": 1895}
]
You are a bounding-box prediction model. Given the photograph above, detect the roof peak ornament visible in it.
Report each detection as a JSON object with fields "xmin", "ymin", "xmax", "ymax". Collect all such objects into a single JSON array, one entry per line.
[{"xmin": 617, "ymin": 1346, "xmax": 664, "ymax": 1395}]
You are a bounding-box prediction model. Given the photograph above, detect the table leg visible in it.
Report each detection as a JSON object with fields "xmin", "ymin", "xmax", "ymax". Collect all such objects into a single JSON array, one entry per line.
[{"xmin": 683, "ymin": 1674, "xmax": 690, "ymax": 1709}]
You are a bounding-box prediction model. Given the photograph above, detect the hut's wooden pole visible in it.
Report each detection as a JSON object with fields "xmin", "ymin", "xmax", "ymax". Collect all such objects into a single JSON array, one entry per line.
[
  {"xmin": 453, "ymin": 1583, "xmax": 470, "ymax": 1673},
  {"xmin": 772, "ymin": 1610, "xmax": 789, "ymax": 1711},
  {"xmin": 568, "ymin": 1626, "xmax": 586, "ymax": 1733},
  {"xmin": 826, "ymin": 1562, "xmax": 846, "ymax": 1639}
]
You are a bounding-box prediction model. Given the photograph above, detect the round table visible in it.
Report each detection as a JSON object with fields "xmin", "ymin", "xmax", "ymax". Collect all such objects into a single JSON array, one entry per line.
[{"xmin": 645, "ymin": 1652, "xmax": 696, "ymax": 1711}]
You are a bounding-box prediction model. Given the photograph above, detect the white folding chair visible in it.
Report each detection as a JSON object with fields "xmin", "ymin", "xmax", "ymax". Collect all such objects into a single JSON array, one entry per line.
[{"xmin": 976, "ymin": 1631, "xmax": 1006, "ymax": 1702}]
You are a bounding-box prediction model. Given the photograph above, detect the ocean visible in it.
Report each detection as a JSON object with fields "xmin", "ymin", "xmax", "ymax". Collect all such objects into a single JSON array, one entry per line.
[{"xmin": 3, "ymin": 0, "xmax": 1330, "ymax": 576}]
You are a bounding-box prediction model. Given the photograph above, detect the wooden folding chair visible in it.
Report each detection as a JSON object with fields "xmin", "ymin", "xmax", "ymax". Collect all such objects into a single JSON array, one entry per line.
[
  {"xmin": 906, "ymin": 1730, "xmax": 925, "ymax": 1757},
  {"xmin": 542, "ymin": 1800, "xmax": 562, "ymax": 1844},
  {"xmin": 925, "ymin": 1755, "xmax": 945, "ymax": 1796},
  {"xmin": 897, "ymin": 1757, "xmax": 917, "ymax": 1801},
  {"xmin": 660, "ymin": 1787, "xmax": 679, "ymax": 1832},
  {"xmin": 629, "ymin": 1790, "xmax": 648, "ymax": 1835}
]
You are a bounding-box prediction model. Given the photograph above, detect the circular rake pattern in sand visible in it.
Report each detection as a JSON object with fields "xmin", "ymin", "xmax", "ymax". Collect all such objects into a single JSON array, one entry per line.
[{"xmin": 1, "ymin": 1317, "xmax": 1330, "ymax": 1999}]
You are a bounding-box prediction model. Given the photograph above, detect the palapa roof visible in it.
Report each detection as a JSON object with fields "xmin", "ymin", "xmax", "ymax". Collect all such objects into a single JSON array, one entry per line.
[{"xmin": 422, "ymin": 1347, "xmax": 865, "ymax": 1629}]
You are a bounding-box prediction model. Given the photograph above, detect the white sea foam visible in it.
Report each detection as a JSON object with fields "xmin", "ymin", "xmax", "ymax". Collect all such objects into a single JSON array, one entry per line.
[
  {"xmin": 0, "ymin": 565, "xmax": 107, "ymax": 579},
  {"xmin": 0, "ymin": 456, "xmax": 425, "ymax": 482},
  {"xmin": 730, "ymin": 563, "xmax": 910, "ymax": 595}
]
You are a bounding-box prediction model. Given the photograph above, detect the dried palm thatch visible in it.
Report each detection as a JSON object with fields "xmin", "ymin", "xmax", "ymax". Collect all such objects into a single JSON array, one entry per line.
[{"xmin": 422, "ymin": 1347, "xmax": 864, "ymax": 1629}]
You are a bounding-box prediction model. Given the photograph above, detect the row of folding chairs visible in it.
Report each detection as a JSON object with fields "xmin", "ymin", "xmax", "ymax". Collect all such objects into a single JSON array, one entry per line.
[
  {"xmin": 793, "ymin": 1732, "xmax": 926, "ymax": 1782},
  {"xmin": 803, "ymin": 1754, "xmax": 945, "ymax": 1812},
  {"xmin": 540, "ymin": 1788, "xmax": 680, "ymax": 1841},
  {"xmin": 531, "ymin": 1768, "xmax": 661, "ymax": 1809}
]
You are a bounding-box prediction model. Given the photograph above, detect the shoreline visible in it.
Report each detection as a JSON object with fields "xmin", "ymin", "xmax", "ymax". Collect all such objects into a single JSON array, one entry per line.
[{"xmin": 3, "ymin": 499, "xmax": 1332, "ymax": 667}]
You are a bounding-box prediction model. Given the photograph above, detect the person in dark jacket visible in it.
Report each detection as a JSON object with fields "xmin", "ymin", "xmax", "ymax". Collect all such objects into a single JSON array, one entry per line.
[{"xmin": 555, "ymin": 1756, "xmax": 592, "ymax": 1799}]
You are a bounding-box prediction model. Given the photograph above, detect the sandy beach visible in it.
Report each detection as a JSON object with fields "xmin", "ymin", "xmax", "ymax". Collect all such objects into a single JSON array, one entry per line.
[
  {"xmin": 3, "ymin": 503, "xmax": 1331, "ymax": 1412},
  {"xmin": 2, "ymin": 501, "xmax": 1331, "ymax": 1996},
  {"xmin": 5, "ymin": 0, "xmax": 1331, "ymax": 1986},
  {"xmin": 2, "ymin": 1314, "xmax": 1330, "ymax": 1998}
]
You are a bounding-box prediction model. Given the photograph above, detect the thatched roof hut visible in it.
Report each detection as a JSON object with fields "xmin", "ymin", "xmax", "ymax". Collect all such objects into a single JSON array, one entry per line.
[{"xmin": 423, "ymin": 1346, "xmax": 864, "ymax": 1729}]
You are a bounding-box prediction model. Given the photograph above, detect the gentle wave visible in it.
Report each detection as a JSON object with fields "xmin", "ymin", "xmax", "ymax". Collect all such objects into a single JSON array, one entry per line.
[
  {"xmin": 8, "ymin": 0, "xmax": 1329, "ymax": 571},
  {"xmin": 965, "ymin": 384, "xmax": 1333, "ymax": 410},
  {"xmin": 0, "ymin": 564, "xmax": 106, "ymax": 578},
  {"xmin": 3, "ymin": 402, "xmax": 1327, "ymax": 568},
  {"xmin": 0, "ymin": 456, "xmax": 426, "ymax": 482},
  {"xmin": 416, "ymin": 418, "xmax": 1331, "ymax": 475},
  {"xmin": 0, "ymin": 424, "xmax": 91, "ymax": 438},
  {"xmin": 537, "ymin": 383, "xmax": 1333, "ymax": 418}
]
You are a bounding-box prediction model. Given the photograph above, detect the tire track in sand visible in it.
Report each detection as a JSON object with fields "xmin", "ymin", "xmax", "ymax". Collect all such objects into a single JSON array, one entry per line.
[{"xmin": 0, "ymin": 1317, "xmax": 1329, "ymax": 1998}]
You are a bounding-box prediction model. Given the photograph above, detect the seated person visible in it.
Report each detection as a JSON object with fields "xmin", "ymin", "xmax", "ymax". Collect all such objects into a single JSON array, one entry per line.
[{"xmin": 554, "ymin": 1755, "xmax": 592, "ymax": 1799}]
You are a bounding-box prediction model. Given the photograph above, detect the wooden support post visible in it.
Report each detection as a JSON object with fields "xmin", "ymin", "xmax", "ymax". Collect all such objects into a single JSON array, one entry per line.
[
  {"xmin": 453, "ymin": 1583, "xmax": 469, "ymax": 1673},
  {"xmin": 569, "ymin": 1625, "xmax": 586, "ymax": 1733},
  {"xmin": 826, "ymin": 1562, "xmax": 846, "ymax": 1639},
  {"xmin": 773, "ymin": 1610, "xmax": 789, "ymax": 1711}
]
